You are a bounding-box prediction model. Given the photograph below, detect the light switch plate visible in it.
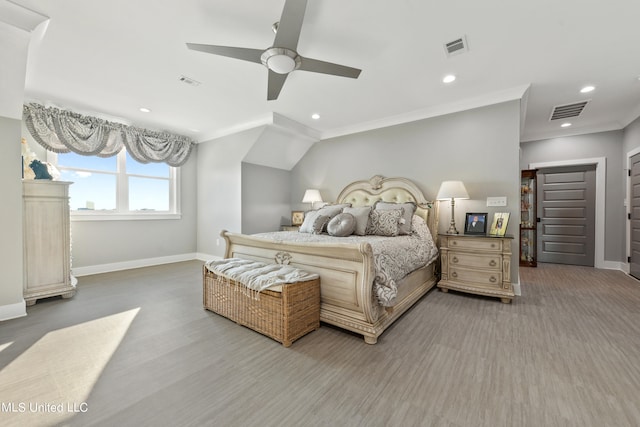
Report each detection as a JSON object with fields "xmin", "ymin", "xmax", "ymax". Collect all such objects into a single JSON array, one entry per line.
[{"xmin": 487, "ymin": 196, "xmax": 507, "ymax": 207}]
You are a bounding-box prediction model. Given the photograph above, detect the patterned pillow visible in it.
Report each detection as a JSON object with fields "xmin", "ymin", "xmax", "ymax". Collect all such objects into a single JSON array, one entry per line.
[
  {"xmin": 300, "ymin": 211, "xmax": 330, "ymax": 234},
  {"xmin": 327, "ymin": 213, "xmax": 356, "ymax": 237},
  {"xmin": 375, "ymin": 201, "xmax": 417, "ymax": 235},
  {"xmin": 365, "ymin": 209, "xmax": 403, "ymax": 237}
]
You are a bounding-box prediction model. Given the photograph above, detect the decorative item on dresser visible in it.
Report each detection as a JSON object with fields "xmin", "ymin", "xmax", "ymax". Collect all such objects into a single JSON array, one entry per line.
[
  {"xmin": 436, "ymin": 180, "xmax": 469, "ymax": 234},
  {"xmin": 23, "ymin": 180, "xmax": 76, "ymax": 306},
  {"xmin": 438, "ymin": 233, "xmax": 515, "ymax": 303}
]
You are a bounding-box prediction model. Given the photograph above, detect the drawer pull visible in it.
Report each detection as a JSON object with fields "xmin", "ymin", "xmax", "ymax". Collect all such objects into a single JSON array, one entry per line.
[
  {"xmin": 489, "ymin": 276, "xmax": 497, "ymax": 283},
  {"xmin": 452, "ymin": 256, "xmax": 459, "ymax": 264},
  {"xmin": 451, "ymin": 272, "xmax": 458, "ymax": 278},
  {"xmin": 489, "ymin": 260, "xmax": 497, "ymax": 267},
  {"xmin": 452, "ymin": 241, "xmax": 457, "ymax": 245},
  {"xmin": 491, "ymin": 243, "xmax": 496, "ymax": 248}
]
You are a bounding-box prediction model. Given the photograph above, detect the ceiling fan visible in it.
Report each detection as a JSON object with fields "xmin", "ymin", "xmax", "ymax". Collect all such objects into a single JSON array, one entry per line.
[{"xmin": 186, "ymin": 0, "xmax": 362, "ymax": 100}]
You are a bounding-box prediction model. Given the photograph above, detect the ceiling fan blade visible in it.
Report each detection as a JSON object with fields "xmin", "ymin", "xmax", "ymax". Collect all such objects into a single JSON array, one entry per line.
[
  {"xmin": 299, "ymin": 57, "xmax": 362, "ymax": 79},
  {"xmin": 267, "ymin": 70, "xmax": 288, "ymax": 101},
  {"xmin": 273, "ymin": 0, "xmax": 308, "ymax": 51},
  {"xmin": 186, "ymin": 43, "xmax": 263, "ymax": 64}
]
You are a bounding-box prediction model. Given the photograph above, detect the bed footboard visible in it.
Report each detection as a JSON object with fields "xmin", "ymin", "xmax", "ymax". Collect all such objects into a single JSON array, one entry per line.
[{"xmin": 220, "ymin": 230, "xmax": 437, "ymax": 343}]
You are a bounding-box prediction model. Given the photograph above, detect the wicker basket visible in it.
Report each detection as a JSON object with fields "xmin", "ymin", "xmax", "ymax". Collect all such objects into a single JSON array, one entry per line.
[{"xmin": 203, "ymin": 266, "xmax": 320, "ymax": 347}]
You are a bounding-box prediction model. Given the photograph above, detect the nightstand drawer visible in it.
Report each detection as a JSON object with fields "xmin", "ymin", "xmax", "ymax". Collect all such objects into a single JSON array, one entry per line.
[
  {"xmin": 449, "ymin": 237, "xmax": 503, "ymax": 252},
  {"xmin": 449, "ymin": 267, "xmax": 503, "ymax": 288},
  {"xmin": 449, "ymin": 253, "xmax": 501, "ymax": 270}
]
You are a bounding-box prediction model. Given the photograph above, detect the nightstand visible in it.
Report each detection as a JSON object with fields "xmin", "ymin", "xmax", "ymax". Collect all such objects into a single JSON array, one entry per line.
[
  {"xmin": 438, "ymin": 233, "xmax": 515, "ymax": 303},
  {"xmin": 280, "ymin": 225, "xmax": 300, "ymax": 231}
]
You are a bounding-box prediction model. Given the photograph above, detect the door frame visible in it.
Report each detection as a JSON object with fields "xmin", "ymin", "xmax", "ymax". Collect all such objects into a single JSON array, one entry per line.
[
  {"xmin": 529, "ymin": 157, "xmax": 606, "ymax": 269},
  {"xmin": 626, "ymin": 147, "xmax": 640, "ymax": 274}
]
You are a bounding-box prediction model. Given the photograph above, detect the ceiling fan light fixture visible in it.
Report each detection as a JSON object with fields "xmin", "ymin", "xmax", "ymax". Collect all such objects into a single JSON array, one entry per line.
[
  {"xmin": 268, "ymin": 55, "xmax": 296, "ymax": 74},
  {"xmin": 261, "ymin": 47, "xmax": 300, "ymax": 74}
]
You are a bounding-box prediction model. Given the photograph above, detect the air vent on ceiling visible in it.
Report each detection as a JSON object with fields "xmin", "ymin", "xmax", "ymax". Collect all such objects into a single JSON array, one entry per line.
[
  {"xmin": 179, "ymin": 75, "xmax": 201, "ymax": 86},
  {"xmin": 549, "ymin": 100, "xmax": 589, "ymax": 121},
  {"xmin": 444, "ymin": 35, "xmax": 469, "ymax": 57}
]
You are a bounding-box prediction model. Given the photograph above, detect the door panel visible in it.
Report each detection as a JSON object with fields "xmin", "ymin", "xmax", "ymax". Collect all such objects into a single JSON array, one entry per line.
[
  {"xmin": 537, "ymin": 165, "xmax": 596, "ymax": 266},
  {"xmin": 629, "ymin": 153, "xmax": 640, "ymax": 279}
]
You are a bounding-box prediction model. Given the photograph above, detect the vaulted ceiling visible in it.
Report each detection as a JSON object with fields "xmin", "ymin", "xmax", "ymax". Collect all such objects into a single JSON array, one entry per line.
[{"xmin": 13, "ymin": 0, "xmax": 640, "ymax": 143}]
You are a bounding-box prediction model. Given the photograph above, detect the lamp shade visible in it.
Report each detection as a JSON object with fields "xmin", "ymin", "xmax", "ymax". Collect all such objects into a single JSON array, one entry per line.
[
  {"xmin": 436, "ymin": 181, "xmax": 469, "ymax": 200},
  {"xmin": 302, "ymin": 189, "xmax": 323, "ymax": 204}
]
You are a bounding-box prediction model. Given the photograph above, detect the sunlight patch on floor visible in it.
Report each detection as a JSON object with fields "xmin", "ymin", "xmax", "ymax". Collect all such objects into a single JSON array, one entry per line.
[{"xmin": 0, "ymin": 308, "xmax": 139, "ymax": 427}]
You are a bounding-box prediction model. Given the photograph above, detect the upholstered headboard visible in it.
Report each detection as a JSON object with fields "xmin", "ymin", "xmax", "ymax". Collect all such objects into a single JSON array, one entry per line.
[{"xmin": 336, "ymin": 175, "xmax": 439, "ymax": 237}]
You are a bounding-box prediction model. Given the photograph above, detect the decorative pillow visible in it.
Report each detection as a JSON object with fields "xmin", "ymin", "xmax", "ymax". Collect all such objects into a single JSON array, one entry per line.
[
  {"xmin": 365, "ymin": 209, "xmax": 403, "ymax": 237},
  {"xmin": 375, "ymin": 201, "xmax": 417, "ymax": 235},
  {"xmin": 343, "ymin": 206, "xmax": 372, "ymax": 236},
  {"xmin": 317, "ymin": 205, "xmax": 347, "ymax": 219},
  {"xmin": 299, "ymin": 211, "xmax": 330, "ymax": 234},
  {"xmin": 327, "ymin": 213, "xmax": 356, "ymax": 237},
  {"xmin": 316, "ymin": 205, "xmax": 348, "ymax": 232}
]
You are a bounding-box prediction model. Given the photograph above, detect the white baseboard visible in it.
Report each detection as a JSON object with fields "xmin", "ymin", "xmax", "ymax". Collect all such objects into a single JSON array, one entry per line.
[
  {"xmin": 601, "ymin": 260, "xmax": 626, "ymax": 272},
  {"xmin": 0, "ymin": 300, "xmax": 27, "ymax": 321},
  {"xmin": 72, "ymin": 253, "xmax": 199, "ymax": 277},
  {"xmin": 512, "ymin": 278, "xmax": 522, "ymax": 296},
  {"xmin": 195, "ymin": 253, "xmax": 222, "ymax": 262}
]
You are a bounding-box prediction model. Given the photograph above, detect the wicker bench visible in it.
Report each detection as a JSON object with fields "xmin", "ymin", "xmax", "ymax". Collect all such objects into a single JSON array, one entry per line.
[{"xmin": 203, "ymin": 263, "xmax": 320, "ymax": 347}]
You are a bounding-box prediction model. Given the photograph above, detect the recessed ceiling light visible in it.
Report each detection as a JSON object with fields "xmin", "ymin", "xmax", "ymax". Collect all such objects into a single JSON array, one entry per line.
[
  {"xmin": 561, "ymin": 122, "xmax": 572, "ymax": 128},
  {"xmin": 139, "ymin": 107, "xmax": 151, "ymax": 113},
  {"xmin": 580, "ymin": 85, "xmax": 595, "ymax": 93},
  {"xmin": 311, "ymin": 113, "xmax": 320, "ymax": 120},
  {"xmin": 442, "ymin": 74, "xmax": 456, "ymax": 83}
]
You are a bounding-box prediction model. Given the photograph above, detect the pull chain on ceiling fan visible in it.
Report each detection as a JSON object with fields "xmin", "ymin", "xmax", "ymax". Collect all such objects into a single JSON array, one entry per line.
[{"xmin": 186, "ymin": 0, "xmax": 361, "ymax": 100}]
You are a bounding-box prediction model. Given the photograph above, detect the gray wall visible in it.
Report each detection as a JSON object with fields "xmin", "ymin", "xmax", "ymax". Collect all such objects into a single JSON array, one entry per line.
[
  {"xmin": 290, "ymin": 101, "xmax": 522, "ymax": 280},
  {"xmin": 623, "ymin": 116, "xmax": 640, "ymax": 155},
  {"xmin": 0, "ymin": 19, "xmax": 31, "ymax": 320},
  {"xmin": 241, "ymin": 163, "xmax": 291, "ymax": 234},
  {"xmin": 196, "ymin": 128, "xmax": 260, "ymax": 258},
  {"xmin": 0, "ymin": 116, "xmax": 25, "ymax": 318},
  {"xmin": 520, "ymin": 130, "xmax": 625, "ymax": 263}
]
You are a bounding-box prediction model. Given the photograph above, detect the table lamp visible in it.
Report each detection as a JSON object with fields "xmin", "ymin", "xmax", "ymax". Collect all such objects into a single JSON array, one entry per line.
[
  {"xmin": 436, "ymin": 180, "xmax": 469, "ymax": 234},
  {"xmin": 302, "ymin": 189, "xmax": 323, "ymax": 209}
]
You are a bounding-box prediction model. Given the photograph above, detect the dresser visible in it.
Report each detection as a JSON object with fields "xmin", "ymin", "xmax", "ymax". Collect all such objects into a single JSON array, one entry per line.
[
  {"xmin": 23, "ymin": 180, "xmax": 75, "ymax": 306},
  {"xmin": 438, "ymin": 234, "xmax": 515, "ymax": 303}
]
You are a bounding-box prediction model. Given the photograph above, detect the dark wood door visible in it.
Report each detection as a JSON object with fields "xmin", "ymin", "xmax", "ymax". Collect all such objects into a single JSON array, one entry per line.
[
  {"xmin": 537, "ymin": 165, "xmax": 596, "ymax": 266},
  {"xmin": 630, "ymin": 153, "xmax": 640, "ymax": 279}
]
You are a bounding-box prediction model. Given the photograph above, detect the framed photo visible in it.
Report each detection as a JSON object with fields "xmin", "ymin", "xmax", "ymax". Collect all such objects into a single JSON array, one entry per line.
[
  {"xmin": 464, "ymin": 212, "xmax": 488, "ymax": 235},
  {"xmin": 291, "ymin": 210, "xmax": 305, "ymax": 226},
  {"xmin": 489, "ymin": 212, "xmax": 510, "ymax": 236}
]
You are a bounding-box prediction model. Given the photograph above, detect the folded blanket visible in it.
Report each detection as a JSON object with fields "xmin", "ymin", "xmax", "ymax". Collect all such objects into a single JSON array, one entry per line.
[{"xmin": 205, "ymin": 258, "xmax": 319, "ymax": 296}]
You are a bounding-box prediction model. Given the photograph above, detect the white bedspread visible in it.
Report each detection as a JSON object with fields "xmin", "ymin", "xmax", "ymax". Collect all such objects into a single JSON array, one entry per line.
[{"xmin": 253, "ymin": 215, "xmax": 439, "ymax": 306}]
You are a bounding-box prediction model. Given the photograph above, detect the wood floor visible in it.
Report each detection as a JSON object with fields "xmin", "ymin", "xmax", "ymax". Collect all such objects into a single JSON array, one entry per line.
[{"xmin": 1, "ymin": 261, "xmax": 639, "ymax": 427}]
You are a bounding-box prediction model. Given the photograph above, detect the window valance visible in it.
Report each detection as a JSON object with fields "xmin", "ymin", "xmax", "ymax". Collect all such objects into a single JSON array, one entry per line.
[{"xmin": 23, "ymin": 103, "xmax": 195, "ymax": 167}]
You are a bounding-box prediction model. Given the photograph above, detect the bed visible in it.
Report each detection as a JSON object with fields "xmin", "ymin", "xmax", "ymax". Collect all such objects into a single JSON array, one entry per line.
[{"xmin": 220, "ymin": 175, "xmax": 440, "ymax": 344}]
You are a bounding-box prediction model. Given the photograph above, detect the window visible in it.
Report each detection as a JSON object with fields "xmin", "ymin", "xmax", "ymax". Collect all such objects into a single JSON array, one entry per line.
[{"xmin": 49, "ymin": 150, "xmax": 180, "ymax": 220}]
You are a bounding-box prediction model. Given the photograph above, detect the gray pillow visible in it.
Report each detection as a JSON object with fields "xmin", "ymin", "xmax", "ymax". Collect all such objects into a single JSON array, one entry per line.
[
  {"xmin": 365, "ymin": 209, "xmax": 402, "ymax": 237},
  {"xmin": 375, "ymin": 201, "xmax": 417, "ymax": 235},
  {"xmin": 327, "ymin": 213, "xmax": 356, "ymax": 237},
  {"xmin": 299, "ymin": 211, "xmax": 330, "ymax": 234},
  {"xmin": 343, "ymin": 206, "xmax": 372, "ymax": 236}
]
